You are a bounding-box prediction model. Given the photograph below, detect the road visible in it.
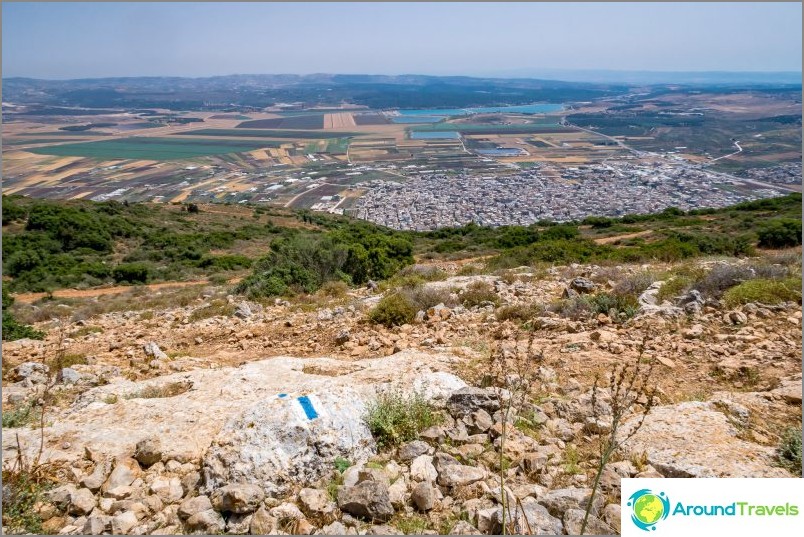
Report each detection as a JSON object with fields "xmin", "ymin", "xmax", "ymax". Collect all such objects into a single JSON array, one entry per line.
[{"xmin": 711, "ymin": 140, "xmax": 743, "ymax": 162}]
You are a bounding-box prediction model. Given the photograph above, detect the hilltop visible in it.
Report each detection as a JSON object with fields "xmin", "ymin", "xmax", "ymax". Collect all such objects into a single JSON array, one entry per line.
[{"xmin": 1, "ymin": 195, "xmax": 802, "ymax": 535}]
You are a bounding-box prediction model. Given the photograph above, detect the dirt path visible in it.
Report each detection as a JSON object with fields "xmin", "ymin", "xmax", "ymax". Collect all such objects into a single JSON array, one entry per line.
[
  {"xmin": 594, "ymin": 230, "xmax": 653, "ymax": 244},
  {"xmin": 12, "ymin": 278, "xmax": 242, "ymax": 304}
]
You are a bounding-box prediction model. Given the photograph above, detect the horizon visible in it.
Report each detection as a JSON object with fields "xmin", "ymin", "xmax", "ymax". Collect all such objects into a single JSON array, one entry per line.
[
  {"xmin": 3, "ymin": 69, "xmax": 802, "ymax": 88},
  {"xmin": 3, "ymin": 2, "xmax": 802, "ymax": 80}
]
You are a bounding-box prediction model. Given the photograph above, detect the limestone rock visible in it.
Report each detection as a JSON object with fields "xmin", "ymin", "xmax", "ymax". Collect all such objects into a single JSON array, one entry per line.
[
  {"xmin": 569, "ymin": 277, "xmax": 597, "ymax": 294},
  {"xmin": 446, "ymin": 387, "xmax": 500, "ymax": 418},
  {"xmin": 143, "ymin": 342, "xmax": 168, "ymax": 361},
  {"xmin": 563, "ymin": 508, "xmax": 611, "ymax": 535},
  {"xmin": 398, "ymin": 440, "xmax": 431, "ymax": 461},
  {"xmin": 134, "ymin": 437, "xmax": 162, "ymax": 467},
  {"xmin": 621, "ymin": 401, "xmax": 792, "ymax": 477},
  {"xmin": 540, "ymin": 487, "xmax": 602, "ymax": 518},
  {"xmin": 298, "ymin": 488, "xmax": 335, "ymax": 517},
  {"xmin": 411, "ymin": 482, "xmax": 437, "ymax": 511},
  {"xmin": 102, "ymin": 458, "xmax": 141, "ymax": 493},
  {"xmin": 337, "ymin": 481, "xmax": 394, "ymax": 522},
  {"xmin": 178, "ymin": 496, "xmax": 213, "ymax": 520},
  {"xmin": 436, "ymin": 464, "xmax": 485, "ymax": 487},
  {"xmin": 111, "ymin": 511, "xmax": 139, "ymax": 534},
  {"xmin": 210, "ymin": 483, "xmax": 264, "ymax": 514},
  {"xmin": 68, "ymin": 488, "xmax": 97, "ymax": 516},
  {"xmin": 185, "ymin": 509, "xmax": 225, "ymax": 534},
  {"xmin": 249, "ymin": 505, "xmax": 278, "ymax": 534}
]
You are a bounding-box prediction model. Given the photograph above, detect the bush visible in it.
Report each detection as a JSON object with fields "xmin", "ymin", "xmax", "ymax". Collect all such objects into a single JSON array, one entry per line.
[
  {"xmin": 1, "ymin": 467, "xmax": 49, "ymax": 533},
  {"xmin": 694, "ymin": 264, "xmax": 757, "ymax": 299},
  {"xmin": 237, "ymin": 230, "xmax": 414, "ymax": 299},
  {"xmin": 758, "ymin": 219, "xmax": 802, "ymax": 248},
  {"xmin": 1, "ymin": 400, "xmax": 41, "ymax": 428},
  {"xmin": 112, "ymin": 263, "xmax": 150, "ymax": 284},
  {"xmin": 368, "ymin": 293, "xmax": 418, "ymax": 327},
  {"xmin": 612, "ymin": 271, "xmax": 656, "ymax": 298},
  {"xmin": 319, "ymin": 280, "xmax": 349, "ymax": 298},
  {"xmin": 548, "ymin": 296, "xmax": 594, "ymax": 320},
  {"xmin": 496, "ymin": 303, "xmax": 544, "ymax": 322},
  {"xmin": 2, "ymin": 288, "xmax": 45, "ymax": 341},
  {"xmin": 722, "ymin": 278, "xmax": 801, "ymax": 307},
  {"xmin": 460, "ymin": 281, "xmax": 500, "ymax": 308},
  {"xmin": 590, "ymin": 293, "xmax": 639, "ymax": 316},
  {"xmin": 777, "ymin": 427, "xmax": 802, "ymax": 475},
  {"xmin": 656, "ymin": 275, "xmax": 694, "ymax": 303},
  {"xmin": 364, "ymin": 390, "xmax": 439, "ymax": 448}
]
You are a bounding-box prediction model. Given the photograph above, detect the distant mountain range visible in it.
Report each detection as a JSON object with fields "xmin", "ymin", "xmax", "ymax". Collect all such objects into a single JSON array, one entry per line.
[{"xmin": 3, "ymin": 72, "xmax": 800, "ymax": 112}]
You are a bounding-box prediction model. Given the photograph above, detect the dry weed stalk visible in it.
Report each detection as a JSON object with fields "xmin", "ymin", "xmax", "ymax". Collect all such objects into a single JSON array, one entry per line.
[
  {"xmin": 488, "ymin": 326, "xmax": 542, "ymax": 535},
  {"xmin": 580, "ymin": 338, "xmax": 657, "ymax": 535}
]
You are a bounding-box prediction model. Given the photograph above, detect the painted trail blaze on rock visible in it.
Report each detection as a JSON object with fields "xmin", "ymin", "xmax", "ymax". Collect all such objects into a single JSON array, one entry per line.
[
  {"xmin": 297, "ymin": 395, "xmax": 319, "ymax": 420},
  {"xmin": 203, "ymin": 386, "xmax": 376, "ymax": 497}
]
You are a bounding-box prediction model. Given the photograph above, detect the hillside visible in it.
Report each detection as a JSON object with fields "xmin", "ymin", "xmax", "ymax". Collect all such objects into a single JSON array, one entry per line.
[{"xmin": 1, "ymin": 195, "xmax": 802, "ymax": 535}]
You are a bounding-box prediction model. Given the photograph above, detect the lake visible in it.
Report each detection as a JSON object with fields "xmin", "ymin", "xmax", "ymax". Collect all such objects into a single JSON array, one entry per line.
[
  {"xmin": 476, "ymin": 148, "xmax": 526, "ymax": 156},
  {"xmin": 410, "ymin": 131, "xmax": 461, "ymax": 140}
]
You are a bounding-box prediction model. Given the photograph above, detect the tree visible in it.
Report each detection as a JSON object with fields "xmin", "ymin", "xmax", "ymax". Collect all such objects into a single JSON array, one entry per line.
[{"xmin": 758, "ymin": 219, "xmax": 802, "ymax": 249}]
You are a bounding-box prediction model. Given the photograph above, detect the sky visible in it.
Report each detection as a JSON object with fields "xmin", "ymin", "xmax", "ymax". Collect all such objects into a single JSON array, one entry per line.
[{"xmin": 2, "ymin": 2, "xmax": 802, "ymax": 79}]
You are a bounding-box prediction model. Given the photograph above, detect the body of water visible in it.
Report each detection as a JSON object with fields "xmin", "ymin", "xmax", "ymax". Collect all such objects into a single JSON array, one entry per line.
[
  {"xmin": 476, "ymin": 148, "xmax": 526, "ymax": 156},
  {"xmin": 410, "ymin": 131, "xmax": 461, "ymax": 140}
]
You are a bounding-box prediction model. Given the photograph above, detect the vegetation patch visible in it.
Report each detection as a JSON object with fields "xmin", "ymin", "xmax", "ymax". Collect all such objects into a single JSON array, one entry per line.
[
  {"xmin": 722, "ymin": 278, "xmax": 801, "ymax": 307},
  {"xmin": 29, "ymin": 137, "xmax": 277, "ymax": 160},
  {"xmin": 364, "ymin": 390, "xmax": 439, "ymax": 448},
  {"xmin": 2, "ymin": 288, "xmax": 45, "ymax": 341},
  {"xmin": 777, "ymin": 427, "xmax": 802, "ymax": 475},
  {"xmin": 459, "ymin": 281, "xmax": 500, "ymax": 308}
]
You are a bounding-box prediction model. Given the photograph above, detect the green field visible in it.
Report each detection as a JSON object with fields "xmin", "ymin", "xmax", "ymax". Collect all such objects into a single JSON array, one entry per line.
[
  {"xmin": 28, "ymin": 137, "xmax": 280, "ymax": 160},
  {"xmin": 173, "ymin": 129, "xmax": 361, "ymax": 139}
]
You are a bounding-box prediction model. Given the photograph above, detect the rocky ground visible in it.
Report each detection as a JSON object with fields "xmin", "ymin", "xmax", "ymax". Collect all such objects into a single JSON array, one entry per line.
[{"xmin": 2, "ymin": 258, "xmax": 801, "ymax": 535}]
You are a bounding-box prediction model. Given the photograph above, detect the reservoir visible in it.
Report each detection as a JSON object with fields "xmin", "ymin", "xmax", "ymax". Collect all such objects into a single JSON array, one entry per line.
[{"xmin": 410, "ymin": 131, "xmax": 461, "ymax": 140}]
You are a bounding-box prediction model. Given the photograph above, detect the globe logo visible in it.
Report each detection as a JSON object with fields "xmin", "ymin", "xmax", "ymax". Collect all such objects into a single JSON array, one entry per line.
[{"xmin": 627, "ymin": 489, "xmax": 670, "ymax": 531}]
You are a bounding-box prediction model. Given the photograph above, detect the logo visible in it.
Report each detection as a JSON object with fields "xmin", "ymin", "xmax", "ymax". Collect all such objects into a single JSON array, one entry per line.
[{"xmin": 628, "ymin": 489, "xmax": 670, "ymax": 531}]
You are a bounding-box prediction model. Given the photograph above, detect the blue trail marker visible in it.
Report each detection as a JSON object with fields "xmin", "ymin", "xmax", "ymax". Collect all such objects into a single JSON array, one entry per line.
[{"xmin": 297, "ymin": 395, "xmax": 319, "ymax": 420}]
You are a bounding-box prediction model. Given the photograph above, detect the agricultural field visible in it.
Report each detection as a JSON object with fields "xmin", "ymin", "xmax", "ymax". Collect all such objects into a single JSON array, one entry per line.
[
  {"xmin": 174, "ymin": 129, "xmax": 361, "ymax": 139},
  {"xmin": 28, "ymin": 137, "xmax": 281, "ymax": 160},
  {"xmin": 237, "ymin": 115, "xmax": 325, "ymax": 129}
]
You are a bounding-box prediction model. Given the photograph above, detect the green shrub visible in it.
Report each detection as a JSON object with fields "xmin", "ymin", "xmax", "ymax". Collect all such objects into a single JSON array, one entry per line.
[
  {"xmin": 2, "ymin": 288, "xmax": 45, "ymax": 341},
  {"xmin": 112, "ymin": 263, "xmax": 150, "ymax": 284},
  {"xmin": 588, "ymin": 292, "xmax": 639, "ymax": 319},
  {"xmin": 656, "ymin": 275, "xmax": 694, "ymax": 303},
  {"xmin": 549, "ymin": 296, "xmax": 594, "ymax": 320},
  {"xmin": 722, "ymin": 278, "xmax": 801, "ymax": 307},
  {"xmin": 368, "ymin": 293, "xmax": 418, "ymax": 327},
  {"xmin": 777, "ymin": 427, "xmax": 802, "ymax": 475},
  {"xmin": 364, "ymin": 390, "xmax": 439, "ymax": 448},
  {"xmin": 758, "ymin": 219, "xmax": 802, "ymax": 249},
  {"xmin": 1, "ymin": 400, "xmax": 41, "ymax": 428},
  {"xmin": 460, "ymin": 281, "xmax": 500, "ymax": 308},
  {"xmin": 237, "ymin": 230, "xmax": 414, "ymax": 299},
  {"xmin": 319, "ymin": 280, "xmax": 349, "ymax": 298},
  {"xmin": 612, "ymin": 272, "xmax": 656, "ymax": 298},
  {"xmin": 1, "ymin": 467, "xmax": 49, "ymax": 533}
]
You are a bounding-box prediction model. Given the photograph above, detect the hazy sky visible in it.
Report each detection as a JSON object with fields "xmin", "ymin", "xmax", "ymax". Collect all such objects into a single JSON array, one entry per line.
[{"xmin": 2, "ymin": 2, "xmax": 802, "ymax": 79}]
